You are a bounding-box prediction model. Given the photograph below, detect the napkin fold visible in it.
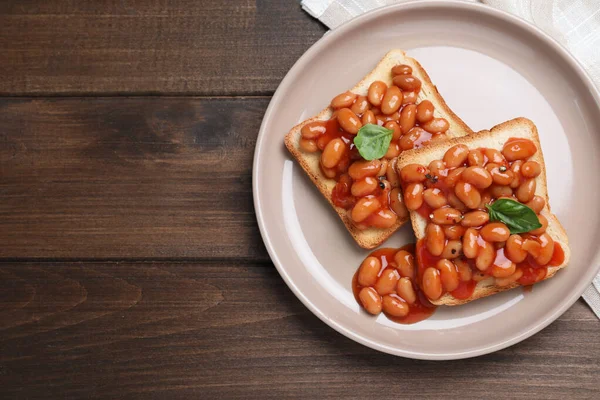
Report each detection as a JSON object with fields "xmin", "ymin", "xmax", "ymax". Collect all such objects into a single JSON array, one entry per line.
[{"xmin": 301, "ymin": 0, "xmax": 600, "ymax": 319}]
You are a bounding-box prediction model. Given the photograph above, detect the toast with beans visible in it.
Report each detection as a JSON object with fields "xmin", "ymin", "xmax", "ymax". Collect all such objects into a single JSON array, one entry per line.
[
  {"xmin": 284, "ymin": 49, "xmax": 473, "ymax": 249},
  {"xmin": 396, "ymin": 118, "xmax": 570, "ymax": 306}
]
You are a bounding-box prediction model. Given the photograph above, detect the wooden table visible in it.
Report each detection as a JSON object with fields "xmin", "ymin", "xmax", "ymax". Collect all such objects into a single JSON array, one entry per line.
[{"xmin": 1, "ymin": 1, "xmax": 598, "ymax": 398}]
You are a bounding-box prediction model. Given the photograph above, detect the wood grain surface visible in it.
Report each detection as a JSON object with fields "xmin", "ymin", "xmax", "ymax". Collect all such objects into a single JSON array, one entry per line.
[
  {"xmin": 0, "ymin": 98, "xmax": 269, "ymax": 260},
  {"xmin": 1, "ymin": 0, "xmax": 598, "ymax": 399},
  {"xmin": 0, "ymin": 263, "xmax": 598, "ymax": 399},
  {"xmin": 0, "ymin": 0, "xmax": 325, "ymax": 96}
]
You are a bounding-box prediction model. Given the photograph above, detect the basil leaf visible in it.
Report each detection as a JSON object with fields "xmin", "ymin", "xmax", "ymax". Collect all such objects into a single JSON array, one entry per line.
[
  {"xmin": 485, "ymin": 198, "xmax": 542, "ymax": 234},
  {"xmin": 353, "ymin": 124, "xmax": 394, "ymax": 161}
]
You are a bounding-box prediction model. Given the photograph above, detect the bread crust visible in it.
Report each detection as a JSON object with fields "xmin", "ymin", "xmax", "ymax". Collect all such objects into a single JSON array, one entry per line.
[
  {"xmin": 284, "ymin": 49, "xmax": 473, "ymax": 249},
  {"xmin": 396, "ymin": 118, "xmax": 571, "ymax": 305}
]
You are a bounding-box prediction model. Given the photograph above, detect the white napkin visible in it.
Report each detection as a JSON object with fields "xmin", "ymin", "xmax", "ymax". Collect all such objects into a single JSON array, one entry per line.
[{"xmin": 301, "ymin": 0, "xmax": 600, "ymax": 319}]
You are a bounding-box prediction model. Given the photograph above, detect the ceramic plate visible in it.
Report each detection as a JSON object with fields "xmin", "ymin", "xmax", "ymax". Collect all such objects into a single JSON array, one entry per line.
[{"xmin": 253, "ymin": 1, "xmax": 600, "ymax": 359}]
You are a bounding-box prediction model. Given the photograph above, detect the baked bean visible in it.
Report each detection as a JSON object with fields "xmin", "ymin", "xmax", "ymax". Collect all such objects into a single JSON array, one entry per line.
[
  {"xmin": 385, "ymin": 111, "xmax": 401, "ymax": 123},
  {"xmin": 368, "ymin": 209, "xmax": 398, "ymax": 228},
  {"xmin": 362, "ymin": 110, "xmax": 376, "ymax": 125},
  {"xmin": 455, "ymin": 181, "xmax": 481, "ymax": 209},
  {"xmin": 431, "ymin": 207, "xmax": 463, "ymax": 225},
  {"xmin": 461, "ymin": 210, "xmax": 489, "ymax": 227},
  {"xmin": 480, "ymin": 222, "xmax": 510, "ymax": 242},
  {"xmin": 487, "ymin": 164, "xmax": 514, "ymax": 186},
  {"xmin": 400, "ymin": 104, "xmax": 417, "ymax": 134},
  {"xmin": 391, "ymin": 64, "xmax": 413, "ymax": 76},
  {"xmin": 478, "ymin": 192, "xmax": 492, "ymax": 209},
  {"xmin": 396, "ymin": 278, "xmax": 416, "ymax": 304},
  {"xmin": 351, "ymin": 95, "xmax": 370, "ymax": 115},
  {"xmin": 422, "ymin": 267, "xmax": 443, "ymax": 300},
  {"xmin": 394, "ymin": 250, "xmax": 415, "ymax": 278},
  {"xmin": 431, "ymin": 207, "xmax": 462, "ymax": 225},
  {"xmin": 358, "ymin": 256, "xmax": 381, "ymax": 287},
  {"xmin": 392, "ymin": 74, "xmax": 422, "ymax": 91},
  {"xmin": 455, "ymin": 259, "xmax": 472, "ymax": 282},
  {"xmin": 371, "ymin": 107, "xmax": 382, "ymax": 115},
  {"xmin": 337, "ymin": 108, "xmax": 362, "ymax": 134},
  {"xmin": 444, "ymin": 225, "xmax": 466, "ymax": 240},
  {"xmin": 374, "ymin": 268, "xmax": 400, "ymax": 295},
  {"xmin": 483, "ymin": 148, "xmax": 505, "ymax": 165},
  {"xmin": 495, "ymin": 268, "xmax": 523, "ymax": 287},
  {"xmin": 475, "ymin": 240, "xmax": 495, "ymax": 271},
  {"xmin": 351, "ymin": 197, "xmax": 381, "ymax": 222},
  {"xmin": 522, "ymin": 239, "xmax": 542, "ymax": 258},
  {"xmin": 321, "ymin": 138, "xmax": 346, "ymax": 168},
  {"xmin": 389, "ymin": 188, "xmax": 409, "ymax": 219},
  {"xmin": 426, "ymin": 223, "xmax": 445, "ymax": 256},
  {"xmin": 491, "ymin": 257, "xmax": 516, "ymax": 278},
  {"xmin": 489, "ymin": 184, "xmax": 513, "ymax": 199},
  {"xmin": 445, "ymin": 167, "xmax": 465, "ymax": 186},
  {"xmin": 462, "ymin": 228, "xmax": 479, "ymax": 258},
  {"xmin": 301, "ymin": 121, "xmax": 327, "ymax": 139},
  {"xmin": 429, "ymin": 160, "xmax": 446, "ymax": 177},
  {"xmin": 509, "ymin": 160, "xmax": 523, "ymax": 188},
  {"xmin": 382, "ymin": 295, "xmax": 409, "ymax": 317},
  {"xmin": 381, "ymin": 86, "xmax": 403, "ymax": 115},
  {"xmin": 331, "ymin": 91, "xmax": 357, "ymax": 109},
  {"xmin": 367, "ymin": 81, "xmax": 387, "ymax": 107},
  {"xmin": 398, "ymin": 127, "xmax": 425, "ymax": 150},
  {"xmin": 444, "ymin": 145, "xmax": 469, "ymax": 168},
  {"xmin": 386, "ymin": 159, "xmax": 400, "ymax": 188},
  {"xmin": 416, "ymin": 100, "xmax": 434, "ymax": 123},
  {"xmin": 348, "ymin": 159, "xmax": 381, "ymax": 180},
  {"xmin": 404, "ymin": 183, "xmax": 424, "ymax": 210},
  {"xmin": 535, "ymin": 233, "xmax": 554, "ymax": 265},
  {"xmin": 423, "ymin": 188, "xmax": 448, "ymax": 209},
  {"xmin": 447, "ymin": 192, "xmax": 467, "ymax": 212},
  {"xmin": 384, "ymin": 121, "xmax": 402, "ymax": 141},
  {"xmin": 351, "ymin": 177, "xmax": 378, "ymax": 197},
  {"xmin": 462, "ymin": 166, "xmax": 493, "ymax": 189},
  {"xmin": 400, "ymin": 163, "xmax": 429, "ymax": 183},
  {"xmin": 299, "ymin": 138, "xmax": 318, "ymax": 153},
  {"xmin": 375, "ymin": 114, "xmax": 387, "ymax": 126},
  {"xmin": 441, "ymin": 240, "xmax": 462, "ymax": 259},
  {"xmin": 516, "ymin": 178, "xmax": 536, "ymax": 203},
  {"xmin": 437, "ymin": 259, "xmax": 459, "ymax": 291},
  {"xmin": 384, "ymin": 142, "xmax": 400, "ymax": 159},
  {"xmin": 402, "ymin": 91, "xmax": 418, "ymax": 105},
  {"xmin": 421, "ymin": 118, "xmax": 449, "ymax": 134},
  {"xmin": 359, "ymin": 287, "xmax": 382, "ymax": 315},
  {"xmin": 502, "ymin": 138, "xmax": 537, "ymax": 161},
  {"xmin": 526, "ymin": 195, "xmax": 546, "ymax": 214},
  {"xmin": 467, "ymin": 149, "xmax": 485, "ymax": 167},
  {"xmin": 428, "ymin": 159, "xmax": 446, "ymax": 177},
  {"xmin": 521, "ymin": 161, "xmax": 541, "ymax": 178},
  {"xmin": 536, "ymin": 233, "xmax": 555, "ymax": 265},
  {"xmin": 530, "ymin": 214, "xmax": 548, "ymax": 235},
  {"xmin": 321, "ymin": 166, "xmax": 337, "ymax": 179},
  {"xmin": 377, "ymin": 159, "xmax": 388, "ymax": 177},
  {"xmin": 505, "ymin": 234, "xmax": 527, "ymax": 263}
]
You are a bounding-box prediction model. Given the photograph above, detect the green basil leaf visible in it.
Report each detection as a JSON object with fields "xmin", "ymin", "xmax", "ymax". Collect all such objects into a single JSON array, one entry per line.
[
  {"xmin": 485, "ymin": 198, "xmax": 542, "ymax": 234},
  {"xmin": 353, "ymin": 124, "xmax": 394, "ymax": 161}
]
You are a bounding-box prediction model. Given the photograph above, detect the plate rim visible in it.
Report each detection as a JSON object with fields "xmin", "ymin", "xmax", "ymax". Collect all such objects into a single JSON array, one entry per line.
[{"xmin": 252, "ymin": 0, "xmax": 600, "ymax": 360}]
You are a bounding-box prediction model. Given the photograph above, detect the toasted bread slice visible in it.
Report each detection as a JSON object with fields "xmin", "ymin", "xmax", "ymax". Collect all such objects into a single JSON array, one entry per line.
[
  {"xmin": 397, "ymin": 117, "xmax": 571, "ymax": 305},
  {"xmin": 284, "ymin": 49, "xmax": 473, "ymax": 249}
]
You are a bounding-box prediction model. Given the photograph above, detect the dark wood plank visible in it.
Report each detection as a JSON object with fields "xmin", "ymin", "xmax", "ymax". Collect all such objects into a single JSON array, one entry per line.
[
  {"xmin": 0, "ymin": 261, "xmax": 597, "ymax": 399},
  {"xmin": 0, "ymin": 0, "xmax": 326, "ymax": 96},
  {"xmin": 0, "ymin": 97, "xmax": 269, "ymax": 260}
]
